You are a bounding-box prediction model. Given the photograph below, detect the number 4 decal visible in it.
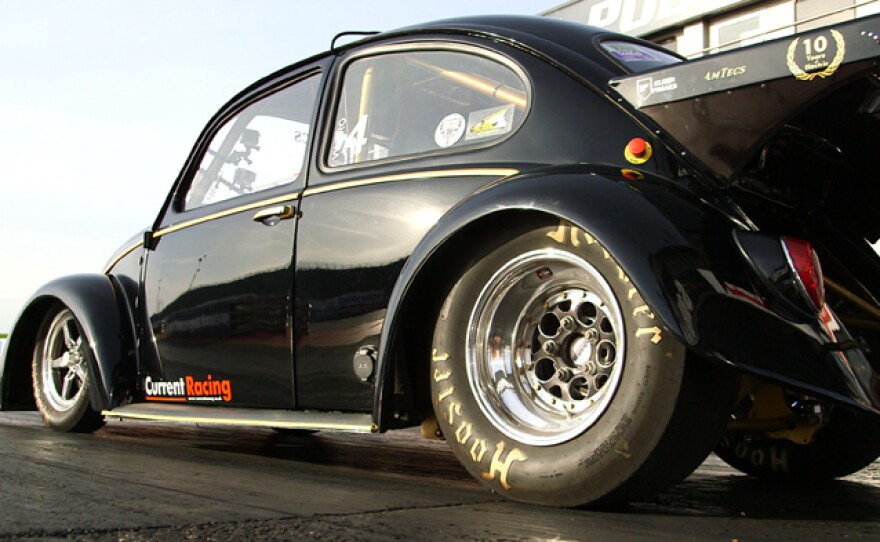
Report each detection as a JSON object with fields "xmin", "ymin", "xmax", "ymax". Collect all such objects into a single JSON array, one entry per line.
[{"xmin": 342, "ymin": 114, "xmax": 368, "ymax": 164}]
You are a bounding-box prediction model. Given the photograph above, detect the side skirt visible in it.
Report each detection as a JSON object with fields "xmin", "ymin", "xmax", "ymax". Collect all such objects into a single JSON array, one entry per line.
[{"xmin": 103, "ymin": 403, "xmax": 376, "ymax": 433}]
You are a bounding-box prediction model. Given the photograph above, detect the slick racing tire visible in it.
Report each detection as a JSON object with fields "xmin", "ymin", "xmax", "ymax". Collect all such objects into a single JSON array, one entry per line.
[
  {"xmin": 32, "ymin": 304, "xmax": 105, "ymax": 433},
  {"xmin": 430, "ymin": 221, "xmax": 737, "ymax": 507},
  {"xmin": 715, "ymin": 407, "xmax": 880, "ymax": 480}
]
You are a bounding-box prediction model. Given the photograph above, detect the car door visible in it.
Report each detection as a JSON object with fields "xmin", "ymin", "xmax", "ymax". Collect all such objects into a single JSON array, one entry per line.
[
  {"xmin": 141, "ymin": 66, "xmax": 325, "ymax": 409},
  {"xmin": 293, "ymin": 44, "xmax": 531, "ymax": 412}
]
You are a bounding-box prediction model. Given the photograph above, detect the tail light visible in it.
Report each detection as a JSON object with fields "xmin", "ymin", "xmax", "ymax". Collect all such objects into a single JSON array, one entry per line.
[{"xmin": 781, "ymin": 237, "xmax": 825, "ymax": 312}]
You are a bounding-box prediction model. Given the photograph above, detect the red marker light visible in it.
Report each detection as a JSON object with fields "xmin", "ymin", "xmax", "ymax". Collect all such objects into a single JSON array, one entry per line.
[{"xmin": 782, "ymin": 236, "xmax": 825, "ymax": 312}]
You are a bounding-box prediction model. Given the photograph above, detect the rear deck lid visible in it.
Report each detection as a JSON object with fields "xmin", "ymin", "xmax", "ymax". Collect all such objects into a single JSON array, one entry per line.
[{"xmin": 610, "ymin": 15, "xmax": 880, "ymax": 181}]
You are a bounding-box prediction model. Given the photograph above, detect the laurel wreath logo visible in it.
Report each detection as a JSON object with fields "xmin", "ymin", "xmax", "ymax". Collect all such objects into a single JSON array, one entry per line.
[{"xmin": 786, "ymin": 29, "xmax": 846, "ymax": 81}]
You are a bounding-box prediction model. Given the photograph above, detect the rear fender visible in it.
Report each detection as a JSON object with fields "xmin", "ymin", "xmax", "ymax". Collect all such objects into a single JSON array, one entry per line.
[
  {"xmin": 373, "ymin": 167, "xmax": 880, "ymax": 429},
  {"xmin": 373, "ymin": 167, "xmax": 738, "ymax": 428},
  {"xmin": 0, "ymin": 274, "xmax": 138, "ymax": 412}
]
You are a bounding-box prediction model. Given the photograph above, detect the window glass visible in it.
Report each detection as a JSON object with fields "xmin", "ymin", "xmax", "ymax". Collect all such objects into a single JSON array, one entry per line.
[
  {"xmin": 327, "ymin": 50, "xmax": 528, "ymax": 168},
  {"xmin": 185, "ymin": 74, "xmax": 319, "ymax": 209},
  {"xmin": 601, "ymin": 41, "xmax": 682, "ymax": 71}
]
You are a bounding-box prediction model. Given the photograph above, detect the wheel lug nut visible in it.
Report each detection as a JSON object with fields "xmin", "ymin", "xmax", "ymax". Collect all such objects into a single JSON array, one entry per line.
[
  {"xmin": 542, "ymin": 341, "xmax": 558, "ymax": 355},
  {"xmin": 560, "ymin": 316, "xmax": 575, "ymax": 331},
  {"xmin": 586, "ymin": 329, "xmax": 599, "ymax": 344}
]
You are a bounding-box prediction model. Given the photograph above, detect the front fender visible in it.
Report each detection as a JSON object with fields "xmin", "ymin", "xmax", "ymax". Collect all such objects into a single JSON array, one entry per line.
[
  {"xmin": 0, "ymin": 274, "xmax": 137, "ymax": 412},
  {"xmin": 373, "ymin": 166, "xmax": 880, "ymax": 428}
]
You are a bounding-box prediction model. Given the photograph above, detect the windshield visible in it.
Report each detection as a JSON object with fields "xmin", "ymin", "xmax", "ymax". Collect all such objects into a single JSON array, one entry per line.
[{"xmin": 601, "ymin": 41, "xmax": 682, "ymax": 73}]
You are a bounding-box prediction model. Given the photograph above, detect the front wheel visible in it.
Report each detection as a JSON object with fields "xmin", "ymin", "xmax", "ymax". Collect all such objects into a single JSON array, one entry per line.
[
  {"xmin": 430, "ymin": 221, "xmax": 736, "ymax": 507},
  {"xmin": 32, "ymin": 305, "xmax": 105, "ymax": 433}
]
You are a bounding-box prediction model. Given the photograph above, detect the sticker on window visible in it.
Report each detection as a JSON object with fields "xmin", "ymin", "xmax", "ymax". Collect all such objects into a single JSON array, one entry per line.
[
  {"xmin": 368, "ymin": 143, "xmax": 389, "ymax": 160},
  {"xmin": 434, "ymin": 113, "xmax": 466, "ymax": 148},
  {"xmin": 604, "ymin": 43, "xmax": 661, "ymax": 63},
  {"xmin": 600, "ymin": 40, "xmax": 681, "ymax": 72},
  {"xmin": 465, "ymin": 104, "xmax": 515, "ymax": 141},
  {"xmin": 330, "ymin": 114, "xmax": 369, "ymax": 166}
]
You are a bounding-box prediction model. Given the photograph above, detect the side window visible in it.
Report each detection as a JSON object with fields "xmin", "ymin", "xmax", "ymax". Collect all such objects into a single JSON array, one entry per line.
[
  {"xmin": 327, "ymin": 49, "xmax": 529, "ymax": 168},
  {"xmin": 185, "ymin": 73, "xmax": 320, "ymax": 210}
]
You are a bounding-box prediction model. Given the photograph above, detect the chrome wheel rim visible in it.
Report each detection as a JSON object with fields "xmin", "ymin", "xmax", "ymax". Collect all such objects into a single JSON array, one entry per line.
[
  {"xmin": 39, "ymin": 309, "xmax": 88, "ymax": 412},
  {"xmin": 466, "ymin": 248, "xmax": 625, "ymax": 446}
]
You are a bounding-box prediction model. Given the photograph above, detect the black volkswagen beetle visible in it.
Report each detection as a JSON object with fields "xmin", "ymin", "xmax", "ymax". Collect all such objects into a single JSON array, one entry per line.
[{"xmin": 3, "ymin": 14, "xmax": 880, "ymax": 507}]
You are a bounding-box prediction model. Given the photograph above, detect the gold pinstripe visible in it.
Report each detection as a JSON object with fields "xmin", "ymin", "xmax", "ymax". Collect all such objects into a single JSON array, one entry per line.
[
  {"xmin": 103, "ymin": 241, "xmax": 144, "ymax": 274},
  {"xmin": 302, "ymin": 168, "xmax": 519, "ymax": 197},
  {"xmin": 103, "ymin": 168, "xmax": 518, "ymax": 273},
  {"xmin": 101, "ymin": 409, "xmax": 374, "ymax": 432},
  {"xmin": 153, "ymin": 192, "xmax": 302, "ymax": 238}
]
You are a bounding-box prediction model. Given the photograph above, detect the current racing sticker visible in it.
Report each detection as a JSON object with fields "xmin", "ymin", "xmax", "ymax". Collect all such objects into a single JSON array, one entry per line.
[
  {"xmin": 465, "ymin": 104, "xmax": 515, "ymax": 141},
  {"xmin": 145, "ymin": 375, "xmax": 233, "ymax": 403},
  {"xmin": 434, "ymin": 113, "xmax": 466, "ymax": 148},
  {"xmin": 787, "ymin": 29, "xmax": 845, "ymax": 81}
]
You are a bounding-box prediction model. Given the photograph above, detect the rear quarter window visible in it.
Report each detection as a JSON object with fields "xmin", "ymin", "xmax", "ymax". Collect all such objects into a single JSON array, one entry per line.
[
  {"xmin": 326, "ymin": 47, "xmax": 530, "ymax": 169},
  {"xmin": 601, "ymin": 41, "xmax": 682, "ymax": 73}
]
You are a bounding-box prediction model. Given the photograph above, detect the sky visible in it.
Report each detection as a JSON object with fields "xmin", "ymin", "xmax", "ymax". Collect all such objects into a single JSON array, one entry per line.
[{"xmin": 0, "ymin": 0, "xmax": 563, "ymax": 332}]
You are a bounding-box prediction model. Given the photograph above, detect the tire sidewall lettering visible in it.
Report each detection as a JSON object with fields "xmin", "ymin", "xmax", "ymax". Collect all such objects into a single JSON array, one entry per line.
[
  {"xmin": 431, "ymin": 221, "xmax": 685, "ymax": 504},
  {"xmin": 719, "ymin": 436, "xmax": 791, "ymax": 475},
  {"xmin": 432, "ymin": 348, "xmax": 524, "ymax": 490}
]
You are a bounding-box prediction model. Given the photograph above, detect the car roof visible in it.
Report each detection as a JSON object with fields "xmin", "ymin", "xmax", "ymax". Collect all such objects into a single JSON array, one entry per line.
[
  {"xmin": 321, "ymin": 15, "xmax": 672, "ymax": 94},
  {"xmin": 234, "ymin": 15, "xmax": 657, "ymax": 110},
  {"xmin": 204, "ymin": 15, "xmax": 652, "ymax": 162},
  {"xmin": 397, "ymin": 15, "xmax": 631, "ymax": 62}
]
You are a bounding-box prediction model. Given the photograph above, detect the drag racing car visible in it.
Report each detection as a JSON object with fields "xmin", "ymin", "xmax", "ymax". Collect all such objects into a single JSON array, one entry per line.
[{"xmin": 2, "ymin": 14, "xmax": 880, "ymax": 507}]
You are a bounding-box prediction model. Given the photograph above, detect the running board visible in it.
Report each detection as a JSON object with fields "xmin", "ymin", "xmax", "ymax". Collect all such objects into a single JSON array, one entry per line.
[{"xmin": 103, "ymin": 403, "xmax": 375, "ymax": 433}]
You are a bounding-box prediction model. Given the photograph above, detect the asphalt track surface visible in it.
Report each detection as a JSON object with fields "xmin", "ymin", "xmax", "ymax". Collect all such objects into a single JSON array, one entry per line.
[{"xmin": 1, "ymin": 411, "xmax": 878, "ymax": 541}]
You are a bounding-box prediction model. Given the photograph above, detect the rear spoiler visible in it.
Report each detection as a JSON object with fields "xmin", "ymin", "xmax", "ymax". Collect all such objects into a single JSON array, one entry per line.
[{"xmin": 610, "ymin": 15, "xmax": 880, "ymax": 180}]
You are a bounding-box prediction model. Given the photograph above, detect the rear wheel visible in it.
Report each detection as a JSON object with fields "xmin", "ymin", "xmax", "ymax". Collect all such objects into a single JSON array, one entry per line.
[
  {"xmin": 430, "ymin": 221, "xmax": 736, "ymax": 507},
  {"xmin": 32, "ymin": 305, "xmax": 105, "ymax": 433},
  {"xmin": 715, "ymin": 406, "xmax": 880, "ymax": 480}
]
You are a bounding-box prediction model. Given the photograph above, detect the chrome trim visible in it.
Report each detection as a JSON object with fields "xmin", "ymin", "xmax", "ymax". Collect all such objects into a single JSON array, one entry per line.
[
  {"xmin": 103, "ymin": 403, "xmax": 375, "ymax": 433},
  {"xmin": 252, "ymin": 205, "xmax": 296, "ymax": 222},
  {"xmin": 466, "ymin": 248, "xmax": 626, "ymax": 446}
]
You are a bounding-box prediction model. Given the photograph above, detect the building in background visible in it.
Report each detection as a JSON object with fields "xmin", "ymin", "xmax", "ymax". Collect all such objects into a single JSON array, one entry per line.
[{"xmin": 542, "ymin": 0, "xmax": 880, "ymax": 56}]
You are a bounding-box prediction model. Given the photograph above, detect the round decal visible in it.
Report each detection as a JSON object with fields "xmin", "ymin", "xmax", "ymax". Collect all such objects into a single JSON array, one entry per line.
[
  {"xmin": 786, "ymin": 29, "xmax": 846, "ymax": 81},
  {"xmin": 434, "ymin": 113, "xmax": 466, "ymax": 148}
]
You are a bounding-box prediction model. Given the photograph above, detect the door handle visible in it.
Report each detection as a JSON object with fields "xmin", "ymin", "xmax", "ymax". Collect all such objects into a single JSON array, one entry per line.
[{"xmin": 253, "ymin": 205, "xmax": 296, "ymax": 226}]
